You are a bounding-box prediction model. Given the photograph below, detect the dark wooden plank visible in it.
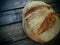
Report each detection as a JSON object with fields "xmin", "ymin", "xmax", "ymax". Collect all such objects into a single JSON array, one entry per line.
[
  {"xmin": 0, "ymin": 7, "xmax": 24, "ymax": 12},
  {"xmin": 4, "ymin": 32, "xmax": 60, "ymax": 45},
  {"xmin": 50, "ymin": 2, "xmax": 60, "ymax": 13},
  {"xmin": 4, "ymin": 38, "xmax": 41, "ymax": 45},
  {"xmin": 34, "ymin": 0, "xmax": 57, "ymax": 3},
  {"xmin": 0, "ymin": 0, "xmax": 59, "ymax": 12},
  {"xmin": 58, "ymin": 13, "xmax": 60, "ymax": 19},
  {"xmin": 0, "ymin": 22, "xmax": 27, "ymax": 44},
  {"xmin": 0, "ymin": 3, "xmax": 60, "ymax": 13},
  {"xmin": 0, "ymin": 0, "xmax": 32, "ymax": 11},
  {"xmin": 0, "ymin": 9, "xmax": 22, "ymax": 26}
]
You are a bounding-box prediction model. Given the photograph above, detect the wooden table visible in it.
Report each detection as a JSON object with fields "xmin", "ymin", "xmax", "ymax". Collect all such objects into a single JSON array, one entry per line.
[{"xmin": 0, "ymin": 0, "xmax": 60, "ymax": 45}]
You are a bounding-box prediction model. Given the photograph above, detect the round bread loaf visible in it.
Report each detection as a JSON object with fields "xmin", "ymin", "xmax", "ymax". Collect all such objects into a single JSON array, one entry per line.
[{"xmin": 22, "ymin": 1, "xmax": 60, "ymax": 43}]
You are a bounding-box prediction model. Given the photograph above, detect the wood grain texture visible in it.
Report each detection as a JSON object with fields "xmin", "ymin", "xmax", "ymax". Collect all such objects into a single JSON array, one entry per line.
[
  {"xmin": 0, "ymin": 0, "xmax": 60, "ymax": 12},
  {"xmin": 0, "ymin": 23, "xmax": 27, "ymax": 44},
  {"xmin": 2, "ymin": 32, "xmax": 60, "ymax": 45},
  {"xmin": 0, "ymin": 9, "xmax": 22, "ymax": 26},
  {"xmin": 0, "ymin": 0, "xmax": 32, "ymax": 11}
]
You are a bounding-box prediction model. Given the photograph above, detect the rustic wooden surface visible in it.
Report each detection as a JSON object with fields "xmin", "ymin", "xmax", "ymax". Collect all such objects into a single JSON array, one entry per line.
[{"xmin": 0, "ymin": 0, "xmax": 60, "ymax": 45}]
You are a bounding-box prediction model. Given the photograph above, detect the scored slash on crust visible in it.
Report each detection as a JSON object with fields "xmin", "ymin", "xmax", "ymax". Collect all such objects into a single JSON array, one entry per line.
[
  {"xmin": 24, "ymin": 5, "xmax": 50, "ymax": 20},
  {"xmin": 36, "ymin": 12, "xmax": 57, "ymax": 35}
]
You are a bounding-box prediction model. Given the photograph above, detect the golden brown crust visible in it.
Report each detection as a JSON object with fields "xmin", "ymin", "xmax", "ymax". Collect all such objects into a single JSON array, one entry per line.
[
  {"xmin": 23, "ymin": 1, "xmax": 59, "ymax": 43},
  {"xmin": 24, "ymin": 5, "xmax": 50, "ymax": 18},
  {"xmin": 31, "ymin": 30, "xmax": 44, "ymax": 43},
  {"xmin": 24, "ymin": 28, "xmax": 44, "ymax": 43},
  {"xmin": 37, "ymin": 12, "xmax": 58, "ymax": 35},
  {"xmin": 23, "ymin": 21, "xmax": 44, "ymax": 43}
]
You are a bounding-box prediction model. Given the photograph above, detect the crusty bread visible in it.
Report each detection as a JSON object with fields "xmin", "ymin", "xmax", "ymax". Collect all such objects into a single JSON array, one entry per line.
[{"xmin": 22, "ymin": 1, "xmax": 60, "ymax": 43}]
